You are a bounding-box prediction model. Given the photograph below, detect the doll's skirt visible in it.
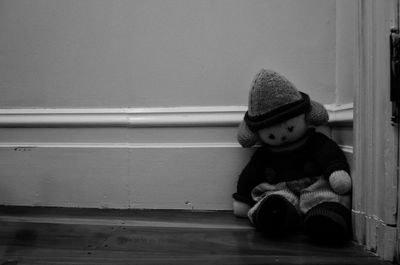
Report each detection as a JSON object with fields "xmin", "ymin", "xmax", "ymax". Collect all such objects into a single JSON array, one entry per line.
[{"xmin": 247, "ymin": 176, "xmax": 351, "ymax": 224}]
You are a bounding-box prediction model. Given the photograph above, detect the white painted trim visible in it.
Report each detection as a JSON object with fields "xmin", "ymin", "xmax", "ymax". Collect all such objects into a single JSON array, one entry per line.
[
  {"xmin": 0, "ymin": 142, "xmax": 243, "ymax": 149},
  {"xmin": 0, "ymin": 106, "xmax": 248, "ymax": 114},
  {"xmin": 338, "ymin": 144, "xmax": 354, "ymax": 154},
  {"xmin": 325, "ymin": 103, "xmax": 354, "ymax": 126},
  {"xmin": 352, "ymin": 210, "xmax": 397, "ymax": 261},
  {"xmin": 0, "ymin": 106, "xmax": 245, "ymax": 128},
  {"xmin": 324, "ymin": 102, "xmax": 354, "ymax": 111},
  {"xmin": 0, "ymin": 142, "xmax": 350, "ymax": 157},
  {"xmin": 0, "ymin": 105, "xmax": 352, "ymax": 128},
  {"xmin": 352, "ymin": 0, "xmax": 398, "ymax": 261},
  {"xmin": 0, "ymin": 142, "xmax": 351, "ymax": 154}
]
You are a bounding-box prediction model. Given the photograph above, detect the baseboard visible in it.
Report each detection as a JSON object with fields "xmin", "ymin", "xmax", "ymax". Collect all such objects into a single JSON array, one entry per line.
[
  {"xmin": 0, "ymin": 105, "xmax": 353, "ymax": 210},
  {"xmin": 0, "ymin": 205, "xmax": 232, "ymax": 215},
  {"xmin": 352, "ymin": 210, "xmax": 397, "ymax": 261},
  {"xmin": 0, "ymin": 144, "xmax": 253, "ymax": 210}
]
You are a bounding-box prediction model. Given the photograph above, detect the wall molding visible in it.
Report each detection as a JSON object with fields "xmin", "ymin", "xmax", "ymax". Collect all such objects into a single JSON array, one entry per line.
[
  {"xmin": 325, "ymin": 103, "xmax": 354, "ymax": 127},
  {"xmin": 338, "ymin": 144, "xmax": 354, "ymax": 155},
  {"xmin": 0, "ymin": 106, "xmax": 245, "ymax": 128},
  {"xmin": 0, "ymin": 142, "xmax": 243, "ymax": 149},
  {"xmin": 0, "ymin": 143, "xmax": 352, "ymax": 157},
  {"xmin": 0, "ymin": 105, "xmax": 352, "ymax": 128}
]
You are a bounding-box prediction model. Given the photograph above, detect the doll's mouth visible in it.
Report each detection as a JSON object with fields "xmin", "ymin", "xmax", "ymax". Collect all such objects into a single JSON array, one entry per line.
[{"xmin": 265, "ymin": 130, "xmax": 313, "ymax": 152}]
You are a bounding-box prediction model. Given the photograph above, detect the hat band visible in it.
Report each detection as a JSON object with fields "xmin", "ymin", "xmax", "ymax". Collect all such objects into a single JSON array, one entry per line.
[{"xmin": 244, "ymin": 92, "xmax": 310, "ymax": 131}]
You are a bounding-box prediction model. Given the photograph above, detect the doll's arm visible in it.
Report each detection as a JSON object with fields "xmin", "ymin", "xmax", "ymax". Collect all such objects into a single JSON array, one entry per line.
[
  {"xmin": 232, "ymin": 149, "xmax": 269, "ymax": 217},
  {"xmin": 310, "ymin": 133, "xmax": 352, "ymax": 194}
]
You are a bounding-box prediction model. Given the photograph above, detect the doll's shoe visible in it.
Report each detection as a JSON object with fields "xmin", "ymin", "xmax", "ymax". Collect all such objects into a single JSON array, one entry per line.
[
  {"xmin": 252, "ymin": 194, "xmax": 300, "ymax": 236},
  {"xmin": 304, "ymin": 202, "xmax": 351, "ymax": 243}
]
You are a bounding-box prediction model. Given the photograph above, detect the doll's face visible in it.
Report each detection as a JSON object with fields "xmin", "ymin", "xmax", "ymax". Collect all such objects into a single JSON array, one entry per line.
[{"xmin": 258, "ymin": 114, "xmax": 308, "ymax": 146}]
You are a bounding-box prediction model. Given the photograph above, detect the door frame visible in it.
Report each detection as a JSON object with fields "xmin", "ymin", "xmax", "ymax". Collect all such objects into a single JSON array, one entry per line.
[{"xmin": 353, "ymin": 0, "xmax": 399, "ymax": 261}]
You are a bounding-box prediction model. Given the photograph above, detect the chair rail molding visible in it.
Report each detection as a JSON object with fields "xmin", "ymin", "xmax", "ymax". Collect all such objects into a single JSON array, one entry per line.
[
  {"xmin": 0, "ymin": 105, "xmax": 351, "ymax": 128},
  {"xmin": 325, "ymin": 103, "xmax": 354, "ymax": 126},
  {"xmin": 0, "ymin": 106, "xmax": 246, "ymax": 128}
]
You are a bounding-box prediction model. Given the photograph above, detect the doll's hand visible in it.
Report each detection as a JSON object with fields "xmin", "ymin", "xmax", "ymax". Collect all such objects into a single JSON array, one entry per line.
[
  {"xmin": 286, "ymin": 177, "xmax": 317, "ymax": 194},
  {"xmin": 329, "ymin": 170, "xmax": 352, "ymax": 194}
]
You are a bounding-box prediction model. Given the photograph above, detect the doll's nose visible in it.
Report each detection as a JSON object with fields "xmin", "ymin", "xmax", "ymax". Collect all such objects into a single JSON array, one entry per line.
[{"xmin": 281, "ymin": 136, "xmax": 287, "ymax": 141}]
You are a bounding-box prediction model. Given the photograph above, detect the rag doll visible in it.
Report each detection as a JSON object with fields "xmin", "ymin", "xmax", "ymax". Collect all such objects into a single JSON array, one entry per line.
[{"xmin": 233, "ymin": 69, "xmax": 352, "ymax": 242}]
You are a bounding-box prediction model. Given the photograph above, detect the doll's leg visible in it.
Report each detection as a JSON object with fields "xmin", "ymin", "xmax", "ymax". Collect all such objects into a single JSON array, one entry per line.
[
  {"xmin": 304, "ymin": 201, "xmax": 351, "ymax": 243},
  {"xmin": 299, "ymin": 177, "xmax": 351, "ymax": 242},
  {"xmin": 248, "ymin": 189, "xmax": 301, "ymax": 235}
]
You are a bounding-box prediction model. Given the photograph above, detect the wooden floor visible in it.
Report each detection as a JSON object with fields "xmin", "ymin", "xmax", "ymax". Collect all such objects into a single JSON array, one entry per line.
[{"xmin": 0, "ymin": 207, "xmax": 393, "ymax": 265}]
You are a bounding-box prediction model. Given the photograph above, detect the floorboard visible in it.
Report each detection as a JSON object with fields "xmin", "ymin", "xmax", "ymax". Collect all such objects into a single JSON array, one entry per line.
[{"xmin": 0, "ymin": 207, "xmax": 393, "ymax": 265}]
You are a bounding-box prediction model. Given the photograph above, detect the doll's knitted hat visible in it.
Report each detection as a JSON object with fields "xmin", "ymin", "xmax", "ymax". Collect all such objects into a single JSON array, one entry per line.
[{"xmin": 238, "ymin": 69, "xmax": 329, "ymax": 147}]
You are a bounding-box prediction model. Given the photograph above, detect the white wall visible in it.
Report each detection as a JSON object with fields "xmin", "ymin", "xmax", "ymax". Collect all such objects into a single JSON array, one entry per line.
[
  {"xmin": 335, "ymin": 0, "xmax": 357, "ymax": 104},
  {"xmin": 0, "ymin": 0, "xmax": 336, "ymax": 108},
  {"xmin": 0, "ymin": 0, "xmax": 355, "ymax": 210}
]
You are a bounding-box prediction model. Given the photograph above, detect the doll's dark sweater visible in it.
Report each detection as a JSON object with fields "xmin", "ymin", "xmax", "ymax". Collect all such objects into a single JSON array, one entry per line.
[{"xmin": 233, "ymin": 128, "xmax": 350, "ymax": 206}]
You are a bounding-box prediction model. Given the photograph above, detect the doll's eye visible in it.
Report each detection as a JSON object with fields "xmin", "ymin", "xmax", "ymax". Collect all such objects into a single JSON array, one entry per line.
[
  {"xmin": 287, "ymin": 126, "xmax": 294, "ymax": 132},
  {"xmin": 268, "ymin": 134, "xmax": 276, "ymax": 140}
]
